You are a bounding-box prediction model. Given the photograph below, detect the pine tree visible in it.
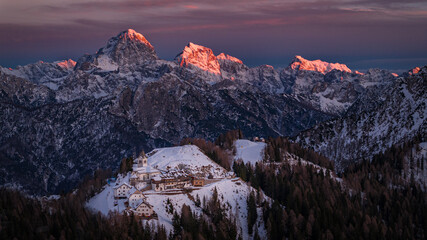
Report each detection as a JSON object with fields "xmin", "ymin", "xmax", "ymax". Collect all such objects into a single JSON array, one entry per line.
[{"xmin": 247, "ymin": 191, "xmax": 257, "ymax": 235}]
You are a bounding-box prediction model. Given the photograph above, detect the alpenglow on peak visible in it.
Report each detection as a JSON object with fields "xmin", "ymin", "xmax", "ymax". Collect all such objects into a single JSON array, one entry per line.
[
  {"xmin": 289, "ymin": 55, "xmax": 352, "ymax": 74},
  {"xmin": 175, "ymin": 42, "xmax": 221, "ymax": 75},
  {"xmin": 115, "ymin": 29, "xmax": 154, "ymax": 48}
]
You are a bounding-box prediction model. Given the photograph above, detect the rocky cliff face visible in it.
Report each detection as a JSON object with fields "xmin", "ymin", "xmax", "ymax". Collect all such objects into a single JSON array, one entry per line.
[
  {"xmin": 0, "ymin": 29, "xmax": 408, "ymax": 194},
  {"xmin": 279, "ymin": 56, "xmax": 397, "ymax": 115},
  {"xmin": 296, "ymin": 67, "xmax": 427, "ymax": 171}
]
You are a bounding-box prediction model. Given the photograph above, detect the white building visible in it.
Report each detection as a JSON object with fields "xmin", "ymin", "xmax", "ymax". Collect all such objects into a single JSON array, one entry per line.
[
  {"xmin": 113, "ymin": 182, "xmax": 132, "ymax": 198},
  {"xmin": 130, "ymin": 155, "xmax": 161, "ymax": 187},
  {"xmin": 151, "ymin": 176, "xmax": 191, "ymax": 192},
  {"xmin": 134, "ymin": 201, "xmax": 154, "ymax": 217},
  {"xmin": 127, "ymin": 189, "xmax": 145, "ymax": 207}
]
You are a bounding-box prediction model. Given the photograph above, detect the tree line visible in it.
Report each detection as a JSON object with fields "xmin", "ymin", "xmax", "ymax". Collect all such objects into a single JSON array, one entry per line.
[{"xmin": 233, "ymin": 136, "xmax": 426, "ymax": 239}]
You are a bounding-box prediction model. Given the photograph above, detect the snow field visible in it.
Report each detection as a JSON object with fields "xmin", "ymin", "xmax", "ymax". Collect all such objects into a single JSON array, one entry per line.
[{"xmin": 234, "ymin": 139, "xmax": 266, "ymax": 165}]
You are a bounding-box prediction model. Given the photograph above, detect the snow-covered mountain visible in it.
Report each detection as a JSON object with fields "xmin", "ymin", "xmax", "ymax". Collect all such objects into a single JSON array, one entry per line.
[
  {"xmin": 75, "ymin": 29, "xmax": 158, "ymax": 72},
  {"xmin": 280, "ymin": 56, "xmax": 397, "ymax": 114},
  {"xmin": 289, "ymin": 55, "xmax": 352, "ymax": 74},
  {"xmin": 296, "ymin": 66, "xmax": 427, "ymax": 171},
  {"xmin": 0, "ymin": 59, "xmax": 75, "ymax": 90},
  {"xmin": 0, "ymin": 97, "xmax": 168, "ymax": 194},
  {"xmin": 175, "ymin": 42, "xmax": 222, "ymax": 83},
  {"xmin": 0, "ymin": 29, "xmax": 411, "ymax": 194}
]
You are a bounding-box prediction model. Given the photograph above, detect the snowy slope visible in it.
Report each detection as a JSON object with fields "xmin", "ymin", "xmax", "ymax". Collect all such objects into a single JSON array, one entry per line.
[
  {"xmin": 87, "ymin": 143, "xmax": 272, "ymax": 239},
  {"xmin": 87, "ymin": 177, "xmax": 270, "ymax": 239},
  {"xmin": 297, "ymin": 66, "xmax": 427, "ymax": 170},
  {"xmin": 233, "ymin": 139, "xmax": 341, "ymax": 182},
  {"xmin": 147, "ymin": 145, "xmax": 228, "ymax": 178},
  {"xmin": 86, "ymin": 173, "xmax": 131, "ymax": 215},
  {"xmin": 234, "ymin": 140, "xmax": 266, "ymax": 165},
  {"xmin": 145, "ymin": 178, "xmax": 269, "ymax": 239}
]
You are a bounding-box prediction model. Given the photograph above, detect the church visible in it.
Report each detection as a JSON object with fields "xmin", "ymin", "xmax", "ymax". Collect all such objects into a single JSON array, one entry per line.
[{"xmin": 130, "ymin": 152, "xmax": 161, "ymax": 189}]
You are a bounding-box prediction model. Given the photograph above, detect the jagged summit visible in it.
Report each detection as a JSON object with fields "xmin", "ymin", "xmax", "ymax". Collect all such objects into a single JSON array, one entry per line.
[
  {"xmin": 175, "ymin": 42, "xmax": 221, "ymax": 75},
  {"xmin": 75, "ymin": 29, "xmax": 158, "ymax": 71},
  {"xmin": 115, "ymin": 29, "xmax": 154, "ymax": 47},
  {"xmin": 55, "ymin": 59, "xmax": 76, "ymax": 70},
  {"xmin": 217, "ymin": 53, "xmax": 243, "ymax": 64},
  {"xmin": 289, "ymin": 55, "xmax": 352, "ymax": 74},
  {"xmin": 99, "ymin": 29, "xmax": 157, "ymax": 56}
]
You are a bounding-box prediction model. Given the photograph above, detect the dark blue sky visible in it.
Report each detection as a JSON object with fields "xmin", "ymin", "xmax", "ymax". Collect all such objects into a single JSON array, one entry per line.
[{"xmin": 1, "ymin": 0, "xmax": 426, "ymax": 73}]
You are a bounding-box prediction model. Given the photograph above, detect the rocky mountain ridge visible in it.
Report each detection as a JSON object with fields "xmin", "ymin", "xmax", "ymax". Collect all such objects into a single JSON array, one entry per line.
[
  {"xmin": 296, "ymin": 66, "xmax": 427, "ymax": 171},
  {"xmin": 0, "ymin": 29, "xmax": 409, "ymax": 194}
]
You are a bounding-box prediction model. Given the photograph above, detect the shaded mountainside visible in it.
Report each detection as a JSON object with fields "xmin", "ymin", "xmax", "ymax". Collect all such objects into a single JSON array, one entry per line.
[
  {"xmin": 297, "ymin": 66, "xmax": 427, "ymax": 171},
  {"xmin": 111, "ymin": 73, "xmax": 332, "ymax": 142},
  {"xmin": 0, "ymin": 98, "xmax": 168, "ymax": 194},
  {"xmin": 0, "ymin": 29, "xmax": 406, "ymax": 194}
]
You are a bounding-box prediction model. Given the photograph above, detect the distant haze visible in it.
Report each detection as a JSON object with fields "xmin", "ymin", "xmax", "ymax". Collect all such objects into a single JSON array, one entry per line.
[{"xmin": 0, "ymin": 0, "xmax": 426, "ymax": 72}]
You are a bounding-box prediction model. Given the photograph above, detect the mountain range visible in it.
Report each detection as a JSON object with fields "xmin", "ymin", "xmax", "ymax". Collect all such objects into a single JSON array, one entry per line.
[{"xmin": 0, "ymin": 29, "xmax": 424, "ymax": 194}]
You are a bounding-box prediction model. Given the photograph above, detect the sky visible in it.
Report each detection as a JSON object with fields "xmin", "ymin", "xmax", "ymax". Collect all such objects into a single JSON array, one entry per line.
[{"xmin": 0, "ymin": 0, "xmax": 426, "ymax": 73}]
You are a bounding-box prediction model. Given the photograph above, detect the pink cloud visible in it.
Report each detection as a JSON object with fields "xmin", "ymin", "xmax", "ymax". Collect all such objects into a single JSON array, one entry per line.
[{"xmin": 184, "ymin": 5, "xmax": 198, "ymax": 9}]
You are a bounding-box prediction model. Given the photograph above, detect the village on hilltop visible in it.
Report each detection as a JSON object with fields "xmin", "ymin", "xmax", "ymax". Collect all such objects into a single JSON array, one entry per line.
[{"xmin": 111, "ymin": 149, "xmax": 234, "ymax": 218}]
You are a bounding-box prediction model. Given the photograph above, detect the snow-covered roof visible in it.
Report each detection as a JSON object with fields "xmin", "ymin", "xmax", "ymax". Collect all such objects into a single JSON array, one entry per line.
[
  {"xmin": 130, "ymin": 198, "xmax": 144, "ymax": 209},
  {"xmin": 133, "ymin": 165, "xmax": 161, "ymax": 174},
  {"xmin": 113, "ymin": 182, "xmax": 132, "ymax": 189},
  {"xmin": 127, "ymin": 187, "xmax": 142, "ymax": 197},
  {"xmin": 135, "ymin": 200, "xmax": 153, "ymax": 209}
]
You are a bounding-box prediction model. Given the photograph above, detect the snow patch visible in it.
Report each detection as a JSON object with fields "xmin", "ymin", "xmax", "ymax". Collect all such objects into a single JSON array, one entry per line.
[
  {"xmin": 234, "ymin": 139, "xmax": 266, "ymax": 165},
  {"xmin": 96, "ymin": 55, "xmax": 118, "ymax": 71}
]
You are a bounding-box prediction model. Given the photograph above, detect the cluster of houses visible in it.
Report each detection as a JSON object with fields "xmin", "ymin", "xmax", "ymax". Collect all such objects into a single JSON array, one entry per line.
[
  {"xmin": 112, "ymin": 181, "xmax": 155, "ymax": 218},
  {"xmin": 112, "ymin": 153, "xmax": 206, "ymax": 218}
]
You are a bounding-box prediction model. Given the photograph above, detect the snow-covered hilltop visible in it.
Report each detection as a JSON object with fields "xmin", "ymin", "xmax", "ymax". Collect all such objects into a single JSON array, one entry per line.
[
  {"xmin": 147, "ymin": 145, "xmax": 228, "ymax": 178},
  {"xmin": 87, "ymin": 144, "xmax": 270, "ymax": 239}
]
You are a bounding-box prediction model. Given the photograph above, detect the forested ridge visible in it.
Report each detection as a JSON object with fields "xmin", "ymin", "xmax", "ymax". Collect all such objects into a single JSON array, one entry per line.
[
  {"xmin": 233, "ymin": 136, "xmax": 426, "ymax": 239},
  {"xmin": 0, "ymin": 131, "xmax": 425, "ymax": 239}
]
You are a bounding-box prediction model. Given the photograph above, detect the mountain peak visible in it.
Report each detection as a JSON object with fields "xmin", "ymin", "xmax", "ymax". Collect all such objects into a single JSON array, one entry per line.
[
  {"xmin": 116, "ymin": 29, "xmax": 154, "ymax": 48},
  {"xmin": 175, "ymin": 42, "xmax": 221, "ymax": 75},
  {"xmin": 217, "ymin": 53, "xmax": 243, "ymax": 65},
  {"xmin": 289, "ymin": 55, "xmax": 352, "ymax": 74},
  {"xmin": 102, "ymin": 29, "xmax": 156, "ymax": 54},
  {"xmin": 55, "ymin": 59, "xmax": 76, "ymax": 70},
  {"xmin": 75, "ymin": 29, "xmax": 158, "ymax": 70}
]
